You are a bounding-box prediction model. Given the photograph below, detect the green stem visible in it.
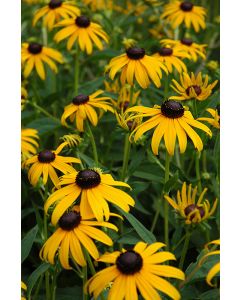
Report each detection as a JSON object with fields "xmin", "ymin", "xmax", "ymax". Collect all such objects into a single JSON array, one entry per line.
[
  {"xmin": 121, "ymin": 133, "xmax": 131, "ymax": 181},
  {"xmin": 51, "ymin": 266, "xmax": 58, "ymax": 300},
  {"xmin": 193, "ymin": 99, "xmax": 198, "ymax": 118},
  {"xmin": 45, "ymin": 272, "xmax": 51, "ymax": 300},
  {"xmin": 86, "ymin": 121, "xmax": 98, "ymax": 166},
  {"xmin": 179, "ymin": 229, "xmax": 191, "ymax": 270},
  {"xmin": 171, "ymin": 233, "xmax": 186, "ymax": 252},
  {"xmin": 195, "ymin": 152, "xmax": 202, "ymax": 193},
  {"xmin": 164, "ymin": 152, "xmax": 170, "ymax": 250},
  {"xmin": 82, "ymin": 266, "xmax": 88, "ymax": 300},
  {"xmin": 28, "ymin": 101, "xmax": 61, "ymax": 124},
  {"xmin": 33, "ymin": 274, "xmax": 43, "ymax": 300},
  {"xmin": 74, "ymin": 45, "xmax": 80, "ymax": 95}
]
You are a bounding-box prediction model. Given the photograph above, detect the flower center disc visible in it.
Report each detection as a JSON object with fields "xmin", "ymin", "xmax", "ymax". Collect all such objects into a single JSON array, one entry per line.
[
  {"xmin": 59, "ymin": 211, "xmax": 81, "ymax": 230},
  {"xmin": 158, "ymin": 47, "xmax": 173, "ymax": 56},
  {"xmin": 180, "ymin": 1, "xmax": 194, "ymax": 11},
  {"xmin": 181, "ymin": 38, "xmax": 193, "ymax": 46},
  {"xmin": 72, "ymin": 94, "xmax": 89, "ymax": 105},
  {"xmin": 75, "ymin": 16, "xmax": 90, "ymax": 28},
  {"xmin": 126, "ymin": 47, "xmax": 145, "ymax": 60},
  {"xmin": 116, "ymin": 250, "xmax": 143, "ymax": 275},
  {"xmin": 186, "ymin": 85, "xmax": 202, "ymax": 96},
  {"xmin": 28, "ymin": 43, "xmax": 43, "ymax": 54},
  {"xmin": 49, "ymin": 0, "xmax": 62, "ymax": 9},
  {"xmin": 38, "ymin": 150, "xmax": 56, "ymax": 163},
  {"xmin": 184, "ymin": 204, "xmax": 205, "ymax": 220},
  {"xmin": 161, "ymin": 100, "xmax": 184, "ymax": 118},
  {"xmin": 76, "ymin": 169, "xmax": 101, "ymax": 189}
]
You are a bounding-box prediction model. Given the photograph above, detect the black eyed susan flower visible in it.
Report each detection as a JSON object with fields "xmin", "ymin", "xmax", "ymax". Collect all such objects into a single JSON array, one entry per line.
[
  {"xmin": 161, "ymin": 1, "xmax": 206, "ymax": 32},
  {"xmin": 199, "ymin": 239, "xmax": 220, "ymax": 286},
  {"xmin": 153, "ymin": 44, "xmax": 189, "ymax": 74},
  {"xmin": 21, "ymin": 86, "xmax": 28, "ymax": 110},
  {"xmin": 161, "ymin": 38, "xmax": 207, "ymax": 62},
  {"xmin": 61, "ymin": 90, "xmax": 114, "ymax": 132},
  {"xmin": 21, "ymin": 42, "xmax": 63, "ymax": 80},
  {"xmin": 115, "ymin": 85, "xmax": 141, "ymax": 112},
  {"xmin": 21, "ymin": 281, "xmax": 27, "ymax": 300},
  {"xmin": 104, "ymin": 79, "xmax": 121, "ymax": 94},
  {"xmin": 83, "ymin": 0, "xmax": 113, "ymax": 11},
  {"xmin": 164, "ymin": 182, "xmax": 218, "ymax": 225},
  {"xmin": 197, "ymin": 108, "xmax": 220, "ymax": 129},
  {"xmin": 54, "ymin": 16, "xmax": 109, "ymax": 54},
  {"xmin": 116, "ymin": 111, "xmax": 142, "ymax": 132},
  {"xmin": 25, "ymin": 142, "xmax": 81, "ymax": 187},
  {"xmin": 107, "ymin": 47, "xmax": 168, "ymax": 89},
  {"xmin": 60, "ymin": 134, "xmax": 83, "ymax": 147},
  {"xmin": 44, "ymin": 168, "xmax": 135, "ymax": 225},
  {"xmin": 40, "ymin": 208, "xmax": 117, "ymax": 269},
  {"xmin": 86, "ymin": 241, "xmax": 185, "ymax": 300},
  {"xmin": 170, "ymin": 72, "xmax": 218, "ymax": 101},
  {"xmin": 127, "ymin": 100, "xmax": 212, "ymax": 156},
  {"xmin": 33, "ymin": 0, "xmax": 80, "ymax": 31},
  {"xmin": 21, "ymin": 128, "xmax": 39, "ymax": 162}
]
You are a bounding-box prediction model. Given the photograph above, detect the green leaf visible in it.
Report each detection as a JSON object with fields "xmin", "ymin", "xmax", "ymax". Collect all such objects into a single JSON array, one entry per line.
[
  {"xmin": 164, "ymin": 170, "xmax": 179, "ymax": 192},
  {"xmin": 132, "ymin": 171, "xmax": 164, "ymax": 183},
  {"xmin": 27, "ymin": 117, "xmax": 60, "ymax": 135},
  {"xmin": 199, "ymin": 289, "xmax": 220, "ymax": 300},
  {"xmin": 27, "ymin": 262, "xmax": 51, "ymax": 298},
  {"xmin": 117, "ymin": 208, "xmax": 156, "ymax": 244},
  {"xmin": 21, "ymin": 225, "xmax": 38, "ymax": 263}
]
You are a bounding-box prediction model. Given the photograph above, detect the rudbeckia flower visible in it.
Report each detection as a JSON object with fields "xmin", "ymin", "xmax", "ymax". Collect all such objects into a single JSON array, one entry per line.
[
  {"xmin": 116, "ymin": 112, "xmax": 142, "ymax": 132},
  {"xmin": 21, "ymin": 42, "xmax": 64, "ymax": 80},
  {"xmin": 170, "ymin": 72, "xmax": 218, "ymax": 101},
  {"xmin": 33, "ymin": 0, "xmax": 80, "ymax": 31},
  {"xmin": 115, "ymin": 85, "xmax": 141, "ymax": 112},
  {"xmin": 104, "ymin": 79, "xmax": 121, "ymax": 94},
  {"xmin": 21, "ymin": 128, "xmax": 39, "ymax": 162},
  {"xmin": 83, "ymin": 0, "xmax": 113, "ymax": 11},
  {"xmin": 60, "ymin": 134, "xmax": 83, "ymax": 147},
  {"xmin": 54, "ymin": 16, "xmax": 109, "ymax": 54},
  {"xmin": 21, "ymin": 86, "xmax": 28, "ymax": 110},
  {"xmin": 61, "ymin": 90, "xmax": 114, "ymax": 132},
  {"xmin": 21, "ymin": 281, "xmax": 27, "ymax": 300},
  {"xmin": 199, "ymin": 239, "xmax": 220, "ymax": 286},
  {"xmin": 86, "ymin": 241, "xmax": 185, "ymax": 300},
  {"xmin": 25, "ymin": 142, "xmax": 81, "ymax": 187},
  {"xmin": 40, "ymin": 208, "xmax": 117, "ymax": 269},
  {"xmin": 127, "ymin": 100, "xmax": 212, "ymax": 156},
  {"xmin": 161, "ymin": 38, "xmax": 207, "ymax": 62},
  {"xmin": 44, "ymin": 168, "xmax": 135, "ymax": 225},
  {"xmin": 164, "ymin": 182, "xmax": 218, "ymax": 224},
  {"xmin": 161, "ymin": 1, "xmax": 206, "ymax": 32},
  {"xmin": 197, "ymin": 108, "xmax": 220, "ymax": 129},
  {"xmin": 107, "ymin": 47, "xmax": 168, "ymax": 89},
  {"xmin": 153, "ymin": 45, "xmax": 189, "ymax": 74}
]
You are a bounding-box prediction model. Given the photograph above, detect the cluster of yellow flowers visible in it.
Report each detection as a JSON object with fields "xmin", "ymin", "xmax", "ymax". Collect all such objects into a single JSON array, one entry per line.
[{"xmin": 21, "ymin": 0, "xmax": 220, "ymax": 299}]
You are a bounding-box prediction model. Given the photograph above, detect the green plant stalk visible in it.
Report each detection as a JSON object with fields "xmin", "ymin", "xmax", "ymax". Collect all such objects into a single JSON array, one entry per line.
[
  {"xmin": 171, "ymin": 233, "xmax": 187, "ymax": 252},
  {"xmin": 164, "ymin": 152, "xmax": 170, "ymax": 250},
  {"xmin": 74, "ymin": 45, "xmax": 80, "ymax": 95},
  {"xmin": 51, "ymin": 265, "xmax": 58, "ymax": 300},
  {"xmin": 193, "ymin": 99, "xmax": 198, "ymax": 118},
  {"xmin": 83, "ymin": 265, "xmax": 88, "ymax": 300},
  {"xmin": 195, "ymin": 151, "xmax": 202, "ymax": 193},
  {"xmin": 179, "ymin": 229, "xmax": 191, "ymax": 270},
  {"xmin": 121, "ymin": 133, "xmax": 131, "ymax": 181},
  {"xmin": 28, "ymin": 101, "xmax": 61, "ymax": 124},
  {"xmin": 86, "ymin": 120, "xmax": 99, "ymax": 166},
  {"xmin": 33, "ymin": 274, "xmax": 43, "ymax": 300}
]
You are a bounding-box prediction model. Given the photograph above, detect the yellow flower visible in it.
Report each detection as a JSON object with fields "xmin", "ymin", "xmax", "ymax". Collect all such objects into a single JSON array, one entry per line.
[
  {"xmin": 115, "ymin": 85, "xmax": 141, "ymax": 112},
  {"xmin": 21, "ymin": 42, "xmax": 63, "ymax": 80},
  {"xmin": 197, "ymin": 108, "xmax": 220, "ymax": 129},
  {"xmin": 60, "ymin": 134, "xmax": 83, "ymax": 147},
  {"xmin": 21, "ymin": 86, "xmax": 28, "ymax": 110},
  {"xmin": 44, "ymin": 168, "xmax": 135, "ymax": 225},
  {"xmin": 107, "ymin": 47, "xmax": 168, "ymax": 89},
  {"xmin": 33, "ymin": 0, "xmax": 80, "ymax": 31},
  {"xmin": 21, "ymin": 281, "xmax": 27, "ymax": 300},
  {"xmin": 61, "ymin": 90, "xmax": 114, "ymax": 132},
  {"xmin": 161, "ymin": 38, "xmax": 207, "ymax": 62},
  {"xmin": 161, "ymin": 1, "xmax": 206, "ymax": 32},
  {"xmin": 199, "ymin": 239, "xmax": 220, "ymax": 287},
  {"xmin": 122, "ymin": 38, "xmax": 137, "ymax": 49},
  {"xmin": 54, "ymin": 16, "xmax": 109, "ymax": 54},
  {"xmin": 23, "ymin": 0, "xmax": 40, "ymax": 4},
  {"xmin": 164, "ymin": 182, "xmax": 218, "ymax": 225},
  {"xmin": 170, "ymin": 72, "xmax": 218, "ymax": 101},
  {"xmin": 153, "ymin": 44, "xmax": 189, "ymax": 74},
  {"xmin": 86, "ymin": 241, "xmax": 185, "ymax": 300},
  {"xmin": 116, "ymin": 112, "xmax": 142, "ymax": 132},
  {"xmin": 82, "ymin": 0, "xmax": 113, "ymax": 11},
  {"xmin": 127, "ymin": 100, "xmax": 212, "ymax": 156},
  {"xmin": 206, "ymin": 60, "xmax": 219, "ymax": 71},
  {"xmin": 21, "ymin": 128, "xmax": 39, "ymax": 163},
  {"xmin": 40, "ymin": 208, "xmax": 118, "ymax": 269},
  {"xmin": 104, "ymin": 79, "xmax": 121, "ymax": 94},
  {"xmin": 25, "ymin": 142, "xmax": 81, "ymax": 187}
]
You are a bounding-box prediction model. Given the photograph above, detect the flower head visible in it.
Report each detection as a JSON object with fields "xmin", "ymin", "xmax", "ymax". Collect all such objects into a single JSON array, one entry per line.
[
  {"xmin": 199, "ymin": 239, "xmax": 220, "ymax": 286},
  {"xmin": 33, "ymin": 0, "xmax": 80, "ymax": 31},
  {"xmin": 21, "ymin": 42, "xmax": 63, "ymax": 80},
  {"xmin": 54, "ymin": 15, "xmax": 109, "ymax": 54},
  {"xmin": 45, "ymin": 168, "xmax": 135, "ymax": 225},
  {"xmin": 197, "ymin": 108, "xmax": 220, "ymax": 129},
  {"xmin": 116, "ymin": 112, "xmax": 142, "ymax": 132},
  {"xmin": 21, "ymin": 128, "xmax": 39, "ymax": 163},
  {"xmin": 61, "ymin": 90, "xmax": 114, "ymax": 132},
  {"xmin": 164, "ymin": 182, "xmax": 218, "ymax": 224},
  {"xmin": 170, "ymin": 72, "xmax": 218, "ymax": 101},
  {"xmin": 161, "ymin": 38, "xmax": 207, "ymax": 62},
  {"xmin": 127, "ymin": 100, "xmax": 212, "ymax": 156},
  {"xmin": 86, "ymin": 241, "xmax": 185, "ymax": 300},
  {"xmin": 60, "ymin": 134, "xmax": 83, "ymax": 147},
  {"xmin": 153, "ymin": 43, "xmax": 189, "ymax": 74},
  {"xmin": 83, "ymin": 0, "xmax": 113, "ymax": 11},
  {"xmin": 25, "ymin": 142, "xmax": 81, "ymax": 187},
  {"xmin": 161, "ymin": 1, "xmax": 206, "ymax": 32},
  {"xmin": 40, "ymin": 208, "xmax": 118, "ymax": 269},
  {"xmin": 107, "ymin": 47, "xmax": 168, "ymax": 89},
  {"xmin": 21, "ymin": 281, "xmax": 27, "ymax": 300}
]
